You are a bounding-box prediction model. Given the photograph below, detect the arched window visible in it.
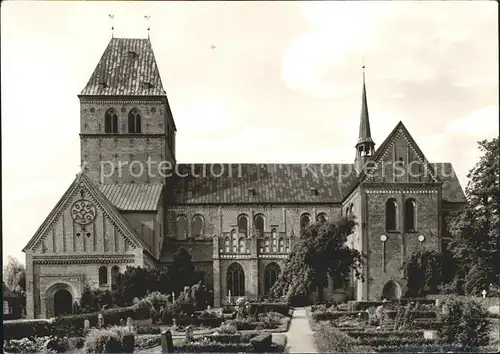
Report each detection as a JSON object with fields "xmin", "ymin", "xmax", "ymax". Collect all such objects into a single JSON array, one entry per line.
[
  {"xmin": 111, "ymin": 266, "xmax": 120, "ymax": 290},
  {"xmin": 264, "ymin": 262, "xmax": 281, "ymax": 295},
  {"xmin": 278, "ymin": 238, "xmax": 285, "ymax": 253},
  {"xmin": 405, "ymin": 199, "xmax": 417, "ymax": 232},
  {"xmin": 176, "ymin": 215, "xmax": 188, "ymax": 240},
  {"xmin": 192, "ymin": 215, "xmax": 205, "ymax": 237},
  {"xmin": 254, "ymin": 214, "xmax": 265, "ymax": 237},
  {"xmin": 227, "ymin": 263, "xmax": 245, "ymax": 297},
  {"xmin": 128, "ymin": 108, "xmax": 142, "ymax": 133},
  {"xmin": 99, "ymin": 266, "xmax": 108, "ymax": 287},
  {"xmin": 104, "ymin": 108, "xmax": 118, "ymax": 133},
  {"xmin": 386, "ymin": 198, "xmax": 398, "ymax": 232},
  {"xmin": 271, "ymin": 228, "xmax": 277, "ymax": 252},
  {"xmin": 286, "ymin": 238, "xmax": 290, "ymax": 252},
  {"xmin": 224, "ymin": 238, "xmax": 230, "ymax": 253},
  {"xmin": 346, "ymin": 207, "xmax": 350, "ymax": 217},
  {"xmin": 316, "ymin": 213, "xmax": 327, "ymax": 223},
  {"xmin": 300, "ymin": 213, "xmax": 311, "ymax": 230},
  {"xmin": 237, "ymin": 214, "xmax": 249, "ymax": 236},
  {"xmin": 231, "ymin": 229, "xmax": 237, "ymax": 252},
  {"xmin": 349, "ymin": 204, "xmax": 354, "ymax": 217},
  {"xmin": 238, "ymin": 237, "xmax": 245, "ymax": 253},
  {"xmin": 264, "ymin": 238, "xmax": 270, "ymax": 253}
]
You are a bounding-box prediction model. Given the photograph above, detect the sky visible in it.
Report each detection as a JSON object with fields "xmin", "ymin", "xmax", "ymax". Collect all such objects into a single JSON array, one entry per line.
[{"xmin": 1, "ymin": 1, "xmax": 498, "ymax": 264}]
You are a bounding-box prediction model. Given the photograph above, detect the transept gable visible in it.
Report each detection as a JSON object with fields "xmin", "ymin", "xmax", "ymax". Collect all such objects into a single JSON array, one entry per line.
[
  {"xmin": 23, "ymin": 173, "xmax": 147, "ymax": 254},
  {"xmin": 363, "ymin": 122, "xmax": 440, "ymax": 184}
]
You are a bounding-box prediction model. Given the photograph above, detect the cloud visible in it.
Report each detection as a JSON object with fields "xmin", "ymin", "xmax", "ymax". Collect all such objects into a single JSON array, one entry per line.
[{"xmin": 281, "ymin": 2, "xmax": 498, "ymax": 100}]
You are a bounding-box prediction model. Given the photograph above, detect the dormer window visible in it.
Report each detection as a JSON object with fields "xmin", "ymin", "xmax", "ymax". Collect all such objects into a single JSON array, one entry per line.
[
  {"xmin": 248, "ymin": 187, "xmax": 256, "ymax": 196},
  {"xmin": 99, "ymin": 81, "xmax": 107, "ymax": 90},
  {"xmin": 310, "ymin": 188, "xmax": 319, "ymax": 196},
  {"xmin": 128, "ymin": 51, "xmax": 136, "ymax": 59},
  {"xmin": 142, "ymin": 81, "xmax": 153, "ymax": 89}
]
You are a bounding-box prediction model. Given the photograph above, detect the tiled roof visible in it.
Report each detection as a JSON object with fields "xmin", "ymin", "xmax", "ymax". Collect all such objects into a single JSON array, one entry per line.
[
  {"xmin": 99, "ymin": 184, "xmax": 163, "ymax": 211},
  {"xmin": 165, "ymin": 162, "xmax": 464, "ymax": 205},
  {"xmin": 167, "ymin": 164, "xmax": 358, "ymax": 204},
  {"xmin": 80, "ymin": 38, "xmax": 166, "ymax": 96},
  {"xmin": 160, "ymin": 241, "xmax": 213, "ymax": 262},
  {"xmin": 433, "ymin": 163, "xmax": 466, "ymax": 203}
]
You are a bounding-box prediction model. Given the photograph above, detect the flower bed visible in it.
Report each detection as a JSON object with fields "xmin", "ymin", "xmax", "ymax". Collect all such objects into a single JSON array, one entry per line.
[
  {"xmin": 312, "ymin": 310, "xmax": 368, "ymax": 321},
  {"xmin": 248, "ymin": 302, "xmax": 290, "ymax": 316},
  {"xmin": 373, "ymin": 344, "xmax": 494, "ymax": 352}
]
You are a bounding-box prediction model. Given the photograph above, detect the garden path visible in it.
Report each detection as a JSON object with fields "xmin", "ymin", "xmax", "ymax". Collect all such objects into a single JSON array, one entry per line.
[{"xmin": 284, "ymin": 307, "xmax": 317, "ymax": 353}]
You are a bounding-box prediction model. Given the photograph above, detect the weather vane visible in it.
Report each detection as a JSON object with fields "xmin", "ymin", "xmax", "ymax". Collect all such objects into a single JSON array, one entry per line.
[
  {"xmin": 109, "ymin": 14, "xmax": 115, "ymax": 38},
  {"xmin": 144, "ymin": 15, "xmax": 151, "ymax": 39}
]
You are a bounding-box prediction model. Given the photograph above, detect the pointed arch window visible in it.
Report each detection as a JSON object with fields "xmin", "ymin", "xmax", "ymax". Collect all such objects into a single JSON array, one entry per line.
[
  {"xmin": 192, "ymin": 215, "xmax": 205, "ymax": 237},
  {"xmin": 278, "ymin": 237, "xmax": 285, "ymax": 253},
  {"xmin": 224, "ymin": 237, "xmax": 230, "ymax": 253},
  {"xmin": 316, "ymin": 213, "xmax": 327, "ymax": 223},
  {"xmin": 405, "ymin": 198, "xmax": 417, "ymax": 232},
  {"xmin": 128, "ymin": 108, "xmax": 142, "ymax": 133},
  {"xmin": 300, "ymin": 213, "xmax": 311, "ymax": 231},
  {"xmin": 386, "ymin": 198, "xmax": 399, "ymax": 232},
  {"xmin": 231, "ymin": 229, "xmax": 237, "ymax": 252},
  {"xmin": 254, "ymin": 214, "xmax": 265, "ymax": 237},
  {"xmin": 227, "ymin": 263, "xmax": 245, "ymax": 297},
  {"xmin": 264, "ymin": 238, "xmax": 270, "ymax": 253},
  {"xmin": 104, "ymin": 108, "xmax": 118, "ymax": 133},
  {"xmin": 349, "ymin": 204, "xmax": 354, "ymax": 217},
  {"xmin": 237, "ymin": 214, "xmax": 249, "ymax": 236},
  {"xmin": 176, "ymin": 215, "xmax": 188, "ymax": 240},
  {"xmin": 264, "ymin": 262, "xmax": 281, "ymax": 295},
  {"xmin": 99, "ymin": 266, "xmax": 108, "ymax": 287},
  {"xmin": 238, "ymin": 237, "xmax": 245, "ymax": 253}
]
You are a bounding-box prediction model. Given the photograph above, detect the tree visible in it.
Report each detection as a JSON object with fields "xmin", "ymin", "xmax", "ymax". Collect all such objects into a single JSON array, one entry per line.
[
  {"xmin": 402, "ymin": 249, "xmax": 444, "ymax": 297},
  {"xmin": 167, "ymin": 248, "xmax": 197, "ymax": 295},
  {"xmin": 112, "ymin": 266, "xmax": 155, "ymax": 306},
  {"xmin": 270, "ymin": 217, "xmax": 363, "ymax": 301},
  {"xmin": 447, "ymin": 138, "xmax": 499, "ymax": 294},
  {"xmin": 3, "ymin": 256, "xmax": 26, "ymax": 294}
]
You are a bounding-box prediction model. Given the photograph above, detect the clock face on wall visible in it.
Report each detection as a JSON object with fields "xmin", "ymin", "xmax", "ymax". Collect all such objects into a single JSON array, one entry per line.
[{"xmin": 70, "ymin": 200, "xmax": 97, "ymax": 225}]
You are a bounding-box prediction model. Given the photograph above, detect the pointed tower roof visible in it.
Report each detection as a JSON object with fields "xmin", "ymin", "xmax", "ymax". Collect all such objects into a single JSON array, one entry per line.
[
  {"xmin": 80, "ymin": 38, "xmax": 166, "ymax": 96},
  {"xmin": 357, "ymin": 67, "xmax": 374, "ymax": 146}
]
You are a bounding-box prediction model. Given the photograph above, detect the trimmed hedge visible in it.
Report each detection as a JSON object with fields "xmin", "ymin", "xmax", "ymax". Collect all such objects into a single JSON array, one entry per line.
[
  {"xmin": 250, "ymin": 333, "xmax": 272, "ymax": 352},
  {"xmin": 4, "ymin": 305, "xmax": 150, "ymax": 340},
  {"xmin": 3, "ymin": 320, "xmax": 53, "ymax": 341},
  {"xmin": 204, "ymin": 333, "xmax": 256, "ymax": 343},
  {"xmin": 249, "ymin": 302, "xmax": 290, "ymax": 316},
  {"xmin": 344, "ymin": 330, "xmax": 423, "ymax": 340},
  {"xmin": 348, "ymin": 299, "xmax": 436, "ymax": 311},
  {"xmin": 385, "ymin": 310, "xmax": 437, "ymax": 320},
  {"xmin": 373, "ymin": 344, "xmax": 483, "ymax": 352},
  {"xmin": 175, "ymin": 316, "xmax": 224, "ymax": 328},
  {"xmin": 312, "ymin": 310, "xmax": 368, "ymax": 321}
]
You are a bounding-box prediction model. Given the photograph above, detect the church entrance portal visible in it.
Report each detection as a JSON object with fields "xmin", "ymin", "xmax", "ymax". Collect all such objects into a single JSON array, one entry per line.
[
  {"xmin": 381, "ymin": 280, "xmax": 401, "ymax": 300},
  {"xmin": 53, "ymin": 289, "xmax": 73, "ymax": 317}
]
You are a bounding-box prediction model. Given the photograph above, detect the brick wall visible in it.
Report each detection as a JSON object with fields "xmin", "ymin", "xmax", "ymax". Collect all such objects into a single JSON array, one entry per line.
[
  {"xmin": 79, "ymin": 99, "xmax": 175, "ymax": 184},
  {"xmin": 365, "ymin": 188, "xmax": 440, "ymax": 300}
]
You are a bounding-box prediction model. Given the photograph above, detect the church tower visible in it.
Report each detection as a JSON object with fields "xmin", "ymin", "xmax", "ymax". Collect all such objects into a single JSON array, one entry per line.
[
  {"xmin": 78, "ymin": 38, "xmax": 176, "ymax": 185},
  {"xmin": 354, "ymin": 67, "xmax": 375, "ymax": 174}
]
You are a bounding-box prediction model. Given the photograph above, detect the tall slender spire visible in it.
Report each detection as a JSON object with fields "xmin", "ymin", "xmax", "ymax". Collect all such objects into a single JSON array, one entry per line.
[
  {"xmin": 358, "ymin": 65, "xmax": 373, "ymax": 145},
  {"xmin": 354, "ymin": 65, "xmax": 375, "ymax": 173}
]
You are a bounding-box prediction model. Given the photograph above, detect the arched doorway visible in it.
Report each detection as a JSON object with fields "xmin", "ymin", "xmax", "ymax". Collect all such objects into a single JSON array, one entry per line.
[
  {"xmin": 53, "ymin": 289, "xmax": 73, "ymax": 317},
  {"xmin": 227, "ymin": 262, "xmax": 245, "ymax": 297},
  {"xmin": 264, "ymin": 262, "xmax": 281, "ymax": 295},
  {"xmin": 382, "ymin": 280, "xmax": 402, "ymax": 300}
]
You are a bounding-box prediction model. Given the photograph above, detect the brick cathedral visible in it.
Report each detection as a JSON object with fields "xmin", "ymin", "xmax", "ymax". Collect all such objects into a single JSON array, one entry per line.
[{"xmin": 23, "ymin": 38, "xmax": 466, "ymax": 318}]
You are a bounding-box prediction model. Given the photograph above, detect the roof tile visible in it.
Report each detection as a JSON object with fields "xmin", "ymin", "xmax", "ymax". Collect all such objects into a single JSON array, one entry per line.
[{"xmin": 100, "ymin": 184, "xmax": 163, "ymax": 211}]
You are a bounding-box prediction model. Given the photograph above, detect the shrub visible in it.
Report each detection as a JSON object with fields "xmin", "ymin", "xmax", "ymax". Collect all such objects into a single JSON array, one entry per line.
[
  {"xmin": 249, "ymin": 302, "xmax": 290, "ymax": 316},
  {"xmin": 250, "ymin": 333, "xmax": 272, "ymax": 352},
  {"xmin": 216, "ymin": 322, "xmax": 238, "ymax": 334},
  {"xmin": 312, "ymin": 310, "xmax": 368, "ymax": 321},
  {"xmin": 221, "ymin": 305, "xmax": 235, "ymax": 314},
  {"xmin": 83, "ymin": 326, "xmax": 135, "ymax": 353},
  {"xmin": 67, "ymin": 337, "xmax": 85, "ymax": 351},
  {"xmin": 439, "ymin": 297, "xmax": 491, "ymax": 347},
  {"xmin": 313, "ymin": 324, "xmax": 358, "ymax": 352},
  {"xmin": 260, "ymin": 311, "xmax": 284, "ymax": 329},
  {"xmin": 173, "ymin": 341, "xmax": 254, "ymax": 353},
  {"xmin": 373, "ymin": 344, "xmax": 481, "ymax": 352}
]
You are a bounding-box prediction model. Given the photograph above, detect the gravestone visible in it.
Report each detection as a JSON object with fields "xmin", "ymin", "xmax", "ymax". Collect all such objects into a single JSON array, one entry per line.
[
  {"xmin": 83, "ymin": 319, "xmax": 90, "ymax": 333},
  {"xmin": 97, "ymin": 313, "xmax": 104, "ymax": 328},
  {"xmin": 126, "ymin": 317, "xmax": 134, "ymax": 329},
  {"xmin": 120, "ymin": 318, "xmax": 125, "ymax": 326},
  {"xmin": 185, "ymin": 325, "xmax": 194, "ymax": 342},
  {"xmin": 161, "ymin": 330, "xmax": 174, "ymax": 353},
  {"xmin": 207, "ymin": 305, "xmax": 211, "ymax": 311}
]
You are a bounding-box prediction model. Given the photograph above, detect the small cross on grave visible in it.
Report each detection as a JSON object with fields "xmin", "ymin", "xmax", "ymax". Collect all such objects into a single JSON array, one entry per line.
[{"xmin": 482, "ymin": 289, "xmax": 487, "ymax": 298}]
